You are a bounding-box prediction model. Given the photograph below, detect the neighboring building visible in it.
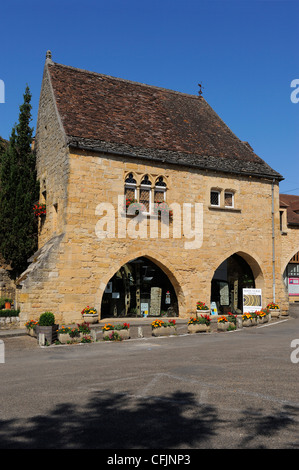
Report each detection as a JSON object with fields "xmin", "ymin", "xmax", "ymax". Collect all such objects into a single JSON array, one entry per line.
[
  {"xmin": 16, "ymin": 51, "xmax": 291, "ymax": 326},
  {"xmin": 280, "ymin": 194, "xmax": 299, "ymax": 302}
]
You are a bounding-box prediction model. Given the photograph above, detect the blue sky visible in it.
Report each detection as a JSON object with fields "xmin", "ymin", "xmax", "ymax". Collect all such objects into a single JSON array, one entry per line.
[{"xmin": 0, "ymin": 0, "xmax": 298, "ymax": 193}]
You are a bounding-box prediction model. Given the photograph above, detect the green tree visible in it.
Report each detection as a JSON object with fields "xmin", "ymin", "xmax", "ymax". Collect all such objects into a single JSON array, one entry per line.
[{"xmin": 0, "ymin": 86, "xmax": 39, "ymax": 277}]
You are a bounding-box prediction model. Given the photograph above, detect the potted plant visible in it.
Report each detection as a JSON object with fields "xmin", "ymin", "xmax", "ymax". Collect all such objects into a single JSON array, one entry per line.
[
  {"xmin": 217, "ymin": 315, "xmax": 229, "ymax": 331},
  {"xmin": 25, "ymin": 319, "xmax": 38, "ymax": 337},
  {"xmin": 151, "ymin": 319, "xmax": 177, "ymax": 337},
  {"xmin": 102, "ymin": 322, "xmax": 131, "ymax": 340},
  {"xmin": 57, "ymin": 325, "xmax": 80, "ymax": 343},
  {"xmin": 266, "ymin": 302, "xmax": 280, "ymax": 318},
  {"xmin": 36, "ymin": 312, "xmax": 58, "ymax": 344},
  {"xmin": 242, "ymin": 313, "xmax": 254, "ymax": 327},
  {"xmin": 77, "ymin": 321, "xmax": 91, "ymax": 336},
  {"xmin": 196, "ymin": 301, "xmax": 210, "ymax": 315},
  {"xmin": 188, "ymin": 314, "xmax": 210, "ymax": 333},
  {"xmin": 256, "ymin": 310, "xmax": 268, "ymax": 324},
  {"xmin": 4, "ymin": 298, "xmax": 12, "ymax": 310},
  {"xmin": 81, "ymin": 306, "xmax": 98, "ymax": 323},
  {"xmin": 33, "ymin": 203, "xmax": 46, "ymax": 217}
]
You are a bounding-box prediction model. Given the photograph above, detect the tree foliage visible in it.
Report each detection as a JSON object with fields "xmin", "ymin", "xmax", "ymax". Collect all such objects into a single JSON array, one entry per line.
[{"xmin": 0, "ymin": 86, "xmax": 39, "ymax": 277}]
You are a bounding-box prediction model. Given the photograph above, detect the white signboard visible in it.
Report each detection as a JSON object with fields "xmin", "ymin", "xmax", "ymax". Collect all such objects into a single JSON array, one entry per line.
[
  {"xmin": 243, "ymin": 288, "xmax": 262, "ymax": 313},
  {"xmin": 210, "ymin": 302, "xmax": 218, "ymax": 315},
  {"xmin": 289, "ymin": 278, "xmax": 299, "ymax": 296},
  {"xmin": 141, "ymin": 303, "xmax": 149, "ymax": 316}
]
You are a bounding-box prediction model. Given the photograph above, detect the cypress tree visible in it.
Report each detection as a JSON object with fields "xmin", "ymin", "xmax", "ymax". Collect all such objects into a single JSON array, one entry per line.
[{"xmin": 0, "ymin": 86, "xmax": 39, "ymax": 277}]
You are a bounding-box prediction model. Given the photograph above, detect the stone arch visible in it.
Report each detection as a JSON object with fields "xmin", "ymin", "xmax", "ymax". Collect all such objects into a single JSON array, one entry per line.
[
  {"xmin": 282, "ymin": 248, "xmax": 299, "ymax": 274},
  {"xmin": 96, "ymin": 251, "xmax": 186, "ymax": 319},
  {"xmin": 209, "ymin": 249, "xmax": 264, "ymax": 314}
]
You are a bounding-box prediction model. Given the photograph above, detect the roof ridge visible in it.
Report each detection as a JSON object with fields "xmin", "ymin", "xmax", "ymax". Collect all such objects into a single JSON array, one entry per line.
[{"xmin": 48, "ymin": 61, "xmax": 201, "ymax": 100}]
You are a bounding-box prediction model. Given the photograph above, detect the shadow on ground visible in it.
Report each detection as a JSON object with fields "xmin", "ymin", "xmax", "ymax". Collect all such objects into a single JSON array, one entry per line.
[{"xmin": 0, "ymin": 390, "xmax": 298, "ymax": 449}]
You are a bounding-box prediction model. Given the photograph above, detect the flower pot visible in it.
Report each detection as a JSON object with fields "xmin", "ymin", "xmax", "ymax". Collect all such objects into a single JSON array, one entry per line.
[
  {"xmin": 36, "ymin": 324, "xmax": 58, "ymax": 344},
  {"xmin": 269, "ymin": 309, "xmax": 280, "ymax": 318},
  {"xmin": 188, "ymin": 324, "xmax": 210, "ymax": 334},
  {"xmin": 196, "ymin": 309, "xmax": 210, "ymax": 315},
  {"xmin": 103, "ymin": 329, "xmax": 130, "ymax": 340},
  {"xmin": 152, "ymin": 326, "xmax": 177, "ymax": 337},
  {"xmin": 82, "ymin": 314, "xmax": 98, "ymax": 324},
  {"xmin": 242, "ymin": 319, "xmax": 254, "ymax": 327},
  {"xmin": 5, "ymin": 302, "xmax": 11, "ymax": 310},
  {"xmin": 217, "ymin": 322, "xmax": 229, "ymax": 331},
  {"xmin": 257, "ymin": 315, "xmax": 268, "ymax": 324},
  {"xmin": 58, "ymin": 333, "xmax": 73, "ymax": 344},
  {"xmin": 27, "ymin": 327, "xmax": 37, "ymax": 337}
]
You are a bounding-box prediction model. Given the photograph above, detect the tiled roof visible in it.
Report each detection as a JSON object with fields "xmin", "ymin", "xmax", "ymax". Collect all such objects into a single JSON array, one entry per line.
[
  {"xmin": 280, "ymin": 194, "xmax": 299, "ymax": 226},
  {"xmin": 46, "ymin": 61, "xmax": 283, "ymax": 180}
]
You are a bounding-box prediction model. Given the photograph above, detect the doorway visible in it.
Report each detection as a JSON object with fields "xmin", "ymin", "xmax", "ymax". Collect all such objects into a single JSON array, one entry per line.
[
  {"xmin": 211, "ymin": 254, "xmax": 255, "ymax": 315},
  {"xmin": 101, "ymin": 257, "xmax": 178, "ymax": 318}
]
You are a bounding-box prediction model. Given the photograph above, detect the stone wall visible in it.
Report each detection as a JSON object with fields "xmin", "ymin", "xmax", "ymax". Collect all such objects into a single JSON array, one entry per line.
[
  {"xmin": 34, "ymin": 62, "xmax": 69, "ymax": 247},
  {"xmin": 17, "ymin": 145, "xmax": 289, "ymax": 326}
]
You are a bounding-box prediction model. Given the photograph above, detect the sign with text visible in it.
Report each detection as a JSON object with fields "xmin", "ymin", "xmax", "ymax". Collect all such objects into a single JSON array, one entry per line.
[
  {"xmin": 243, "ymin": 288, "xmax": 262, "ymax": 313},
  {"xmin": 289, "ymin": 278, "xmax": 299, "ymax": 296}
]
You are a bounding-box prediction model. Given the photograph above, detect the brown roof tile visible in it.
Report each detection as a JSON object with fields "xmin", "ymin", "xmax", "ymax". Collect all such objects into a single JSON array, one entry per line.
[
  {"xmin": 280, "ymin": 194, "xmax": 299, "ymax": 226},
  {"xmin": 47, "ymin": 61, "xmax": 283, "ymax": 180}
]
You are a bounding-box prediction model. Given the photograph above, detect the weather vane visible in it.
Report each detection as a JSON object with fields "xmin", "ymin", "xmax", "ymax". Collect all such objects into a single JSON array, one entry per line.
[{"xmin": 198, "ymin": 82, "xmax": 204, "ymax": 97}]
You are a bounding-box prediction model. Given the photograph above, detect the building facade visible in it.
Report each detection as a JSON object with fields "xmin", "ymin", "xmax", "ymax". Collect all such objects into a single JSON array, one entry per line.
[
  {"xmin": 280, "ymin": 194, "xmax": 299, "ymax": 302},
  {"xmin": 17, "ymin": 52, "xmax": 292, "ymax": 326}
]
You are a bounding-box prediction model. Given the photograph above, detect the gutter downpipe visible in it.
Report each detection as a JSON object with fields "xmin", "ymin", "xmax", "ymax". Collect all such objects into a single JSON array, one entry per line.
[{"xmin": 272, "ymin": 179, "xmax": 276, "ymax": 303}]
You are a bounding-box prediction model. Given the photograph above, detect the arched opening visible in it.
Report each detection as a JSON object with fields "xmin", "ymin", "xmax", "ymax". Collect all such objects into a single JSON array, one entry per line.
[
  {"xmin": 211, "ymin": 253, "xmax": 257, "ymax": 315},
  {"xmin": 101, "ymin": 256, "xmax": 179, "ymax": 318},
  {"xmin": 283, "ymin": 251, "xmax": 299, "ymax": 301}
]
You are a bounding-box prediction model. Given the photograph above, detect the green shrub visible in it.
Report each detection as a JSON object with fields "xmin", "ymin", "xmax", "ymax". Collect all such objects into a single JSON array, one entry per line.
[
  {"xmin": 38, "ymin": 311, "xmax": 55, "ymax": 326},
  {"xmin": 0, "ymin": 309, "xmax": 19, "ymax": 317}
]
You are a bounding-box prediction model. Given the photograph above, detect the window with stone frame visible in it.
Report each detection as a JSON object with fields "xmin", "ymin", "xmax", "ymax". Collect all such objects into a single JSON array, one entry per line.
[
  {"xmin": 154, "ymin": 176, "xmax": 166, "ymax": 204},
  {"xmin": 210, "ymin": 190, "xmax": 220, "ymax": 206},
  {"xmin": 224, "ymin": 191, "xmax": 234, "ymax": 208},
  {"xmin": 139, "ymin": 175, "xmax": 151, "ymax": 212},
  {"xmin": 124, "ymin": 173, "xmax": 137, "ymax": 202}
]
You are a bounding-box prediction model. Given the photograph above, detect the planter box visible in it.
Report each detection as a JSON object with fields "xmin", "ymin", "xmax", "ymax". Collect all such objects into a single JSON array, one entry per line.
[
  {"xmin": 196, "ymin": 309, "xmax": 210, "ymax": 315},
  {"xmin": 27, "ymin": 327, "xmax": 37, "ymax": 337},
  {"xmin": 152, "ymin": 326, "xmax": 177, "ymax": 337},
  {"xmin": 103, "ymin": 329, "xmax": 130, "ymax": 340},
  {"xmin": 188, "ymin": 324, "xmax": 210, "ymax": 334},
  {"xmin": 217, "ymin": 321, "xmax": 236, "ymax": 331},
  {"xmin": 57, "ymin": 333, "xmax": 77, "ymax": 344},
  {"xmin": 269, "ymin": 309, "xmax": 280, "ymax": 318},
  {"xmin": 257, "ymin": 316, "xmax": 269, "ymax": 324},
  {"xmin": 242, "ymin": 319, "xmax": 257, "ymax": 327},
  {"xmin": 36, "ymin": 324, "xmax": 58, "ymax": 344},
  {"xmin": 82, "ymin": 314, "xmax": 98, "ymax": 324}
]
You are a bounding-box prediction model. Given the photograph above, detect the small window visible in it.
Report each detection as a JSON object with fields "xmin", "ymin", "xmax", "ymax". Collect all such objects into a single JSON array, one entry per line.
[
  {"xmin": 125, "ymin": 173, "xmax": 137, "ymax": 201},
  {"xmin": 210, "ymin": 190, "xmax": 220, "ymax": 206},
  {"xmin": 154, "ymin": 176, "xmax": 166, "ymax": 204},
  {"xmin": 224, "ymin": 191, "xmax": 234, "ymax": 208},
  {"xmin": 140, "ymin": 175, "xmax": 151, "ymax": 213}
]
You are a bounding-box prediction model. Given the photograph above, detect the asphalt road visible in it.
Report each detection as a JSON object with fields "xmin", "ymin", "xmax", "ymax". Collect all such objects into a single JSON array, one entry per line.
[{"xmin": 1, "ymin": 310, "xmax": 299, "ymax": 451}]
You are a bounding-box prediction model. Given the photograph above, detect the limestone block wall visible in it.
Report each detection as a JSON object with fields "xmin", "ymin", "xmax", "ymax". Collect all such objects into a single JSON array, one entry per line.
[
  {"xmin": 17, "ymin": 148, "xmax": 289, "ymax": 326},
  {"xmin": 34, "ymin": 65, "xmax": 69, "ymax": 247}
]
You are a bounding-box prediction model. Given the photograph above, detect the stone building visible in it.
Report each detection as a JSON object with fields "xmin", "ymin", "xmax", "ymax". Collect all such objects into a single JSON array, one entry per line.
[
  {"xmin": 279, "ymin": 194, "xmax": 299, "ymax": 302},
  {"xmin": 17, "ymin": 52, "xmax": 292, "ymax": 325}
]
